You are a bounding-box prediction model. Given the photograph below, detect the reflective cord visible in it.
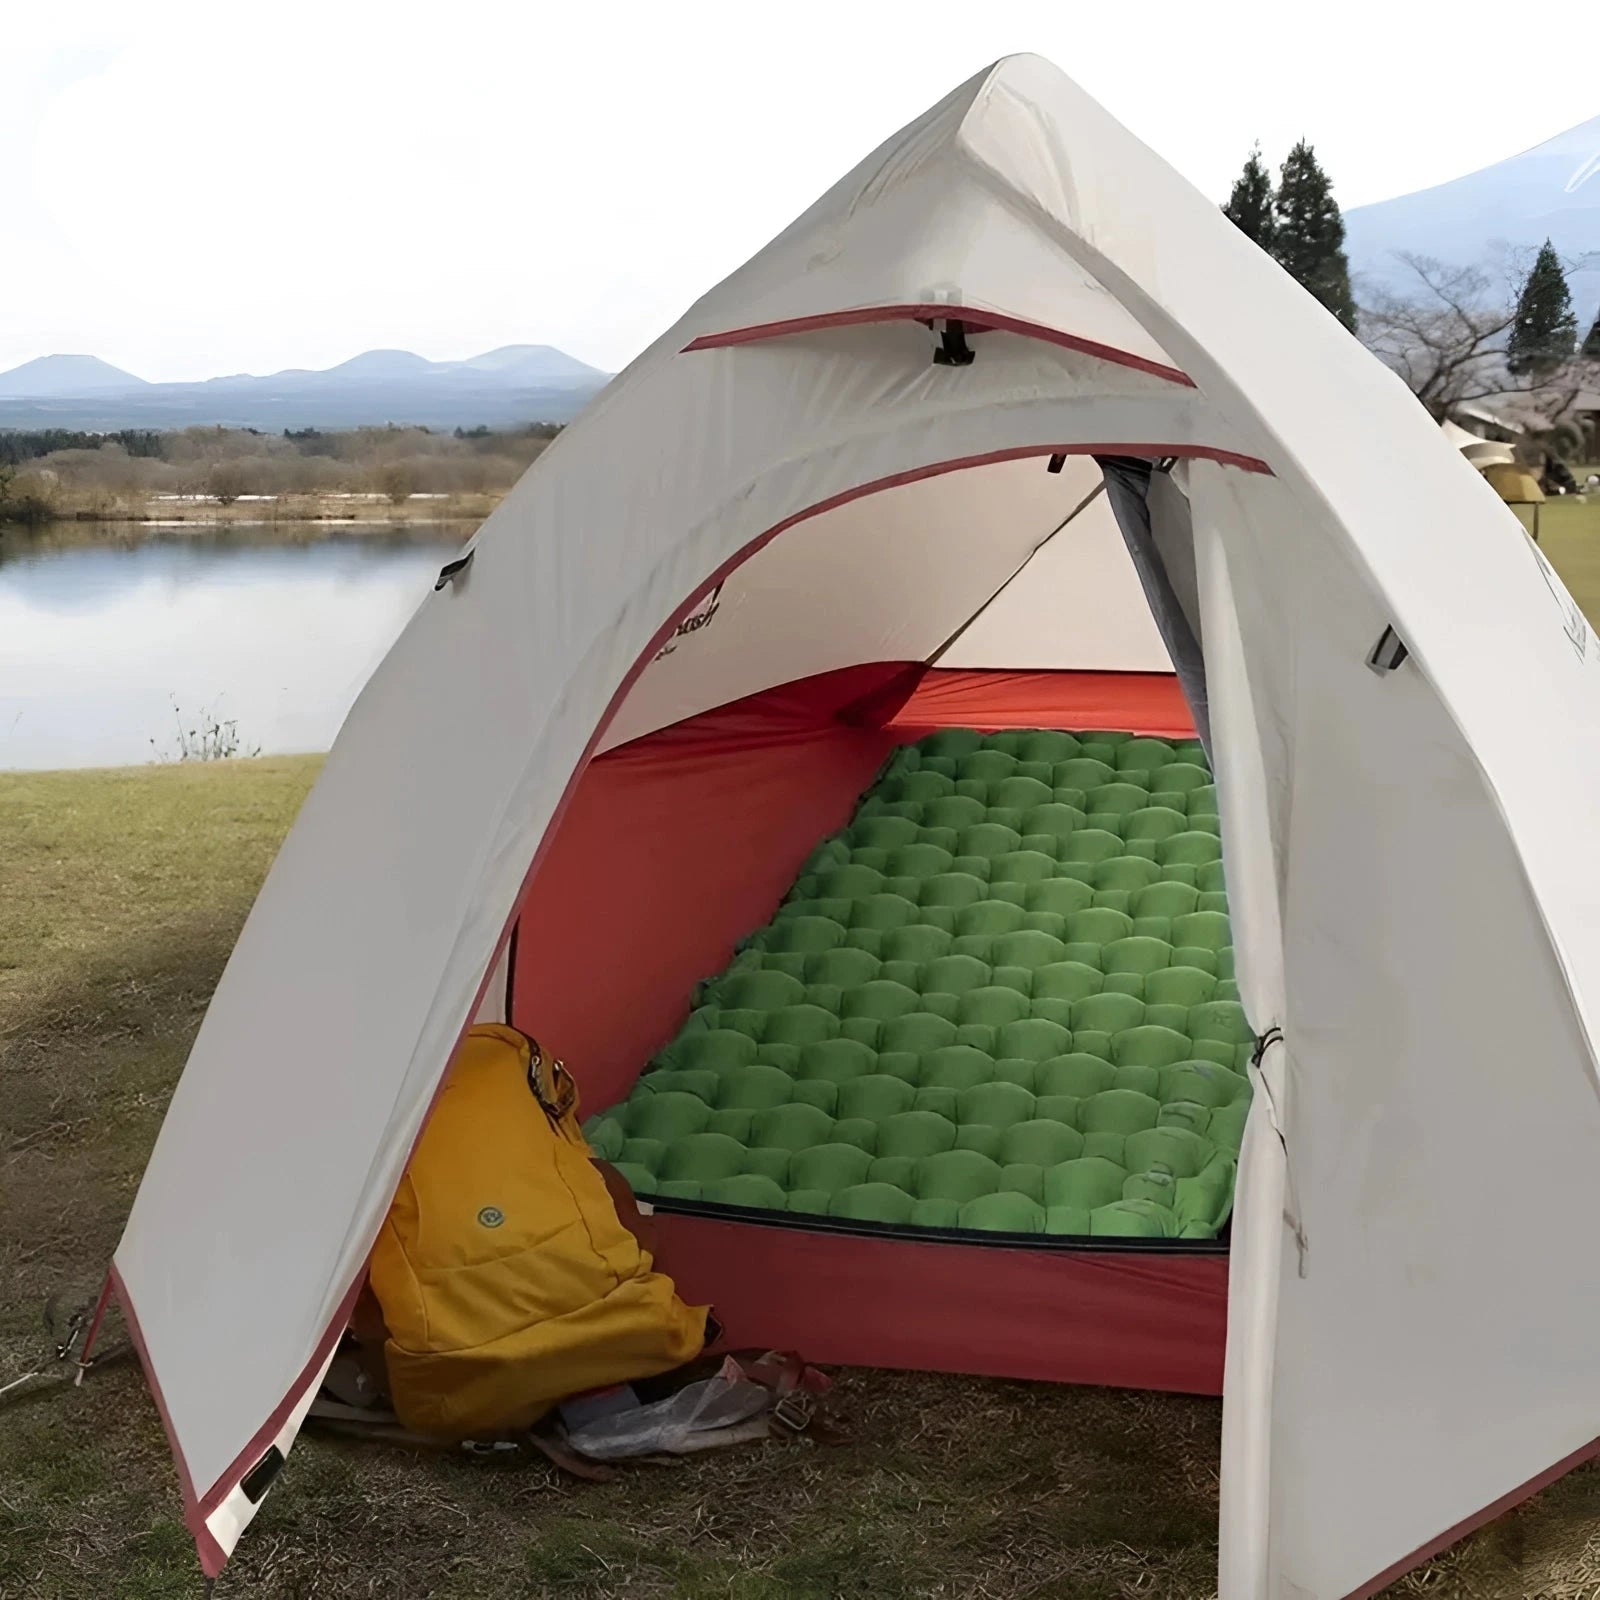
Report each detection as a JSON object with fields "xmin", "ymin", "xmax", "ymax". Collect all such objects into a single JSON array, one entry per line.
[
  {"xmin": 1250, "ymin": 1027, "xmax": 1309, "ymax": 1278},
  {"xmin": 2, "ymin": 1294, "xmax": 130, "ymax": 1411},
  {"xmin": 1249, "ymin": 1025, "xmax": 1283, "ymax": 1067}
]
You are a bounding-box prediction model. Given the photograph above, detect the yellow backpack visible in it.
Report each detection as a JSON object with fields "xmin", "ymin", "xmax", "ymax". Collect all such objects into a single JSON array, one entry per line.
[{"xmin": 368, "ymin": 1024, "xmax": 708, "ymax": 1437}]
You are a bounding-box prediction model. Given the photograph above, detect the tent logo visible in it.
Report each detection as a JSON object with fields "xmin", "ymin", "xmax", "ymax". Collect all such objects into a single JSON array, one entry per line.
[
  {"xmin": 477, "ymin": 1206, "xmax": 505, "ymax": 1229},
  {"xmin": 1527, "ymin": 537, "xmax": 1592, "ymax": 663},
  {"xmin": 1565, "ymin": 150, "xmax": 1600, "ymax": 194},
  {"xmin": 654, "ymin": 583, "xmax": 724, "ymax": 660}
]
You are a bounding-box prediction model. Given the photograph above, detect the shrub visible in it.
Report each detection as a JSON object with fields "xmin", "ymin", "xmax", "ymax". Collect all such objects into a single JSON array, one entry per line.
[
  {"xmin": 0, "ymin": 466, "xmax": 61, "ymax": 523},
  {"xmin": 150, "ymin": 701, "xmax": 260, "ymax": 762},
  {"xmin": 373, "ymin": 460, "xmax": 419, "ymax": 505},
  {"xmin": 207, "ymin": 462, "xmax": 249, "ymax": 505}
]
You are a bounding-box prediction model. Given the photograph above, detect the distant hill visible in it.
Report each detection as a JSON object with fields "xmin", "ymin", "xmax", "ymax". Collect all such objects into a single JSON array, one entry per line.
[
  {"xmin": 456, "ymin": 345, "xmax": 604, "ymax": 383},
  {"xmin": 0, "ymin": 345, "xmax": 609, "ymax": 430},
  {"xmin": 0, "ymin": 354, "xmax": 148, "ymax": 398},
  {"xmin": 1346, "ymin": 113, "xmax": 1600, "ymax": 322}
]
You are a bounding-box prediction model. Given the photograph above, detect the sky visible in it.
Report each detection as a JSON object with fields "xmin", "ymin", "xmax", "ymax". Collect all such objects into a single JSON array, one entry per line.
[{"xmin": 8, "ymin": 0, "xmax": 1599, "ymax": 382}]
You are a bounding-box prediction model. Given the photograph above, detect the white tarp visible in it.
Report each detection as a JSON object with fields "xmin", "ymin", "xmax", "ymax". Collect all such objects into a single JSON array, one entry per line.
[{"xmin": 116, "ymin": 54, "xmax": 1600, "ymax": 1598}]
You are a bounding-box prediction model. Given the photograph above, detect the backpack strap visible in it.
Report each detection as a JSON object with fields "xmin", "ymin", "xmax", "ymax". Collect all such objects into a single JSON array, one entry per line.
[
  {"xmin": 524, "ymin": 1036, "xmax": 577, "ymax": 1122},
  {"xmin": 723, "ymin": 1350, "xmax": 848, "ymax": 1444},
  {"xmin": 527, "ymin": 1420, "xmax": 620, "ymax": 1481}
]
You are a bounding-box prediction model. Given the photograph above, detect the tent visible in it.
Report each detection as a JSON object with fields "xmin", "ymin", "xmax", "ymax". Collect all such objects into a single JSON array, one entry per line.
[
  {"xmin": 102, "ymin": 54, "xmax": 1600, "ymax": 1600},
  {"xmin": 1440, "ymin": 416, "xmax": 1516, "ymax": 469},
  {"xmin": 1481, "ymin": 460, "xmax": 1546, "ymax": 504},
  {"xmin": 1450, "ymin": 399, "xmax": 1523, "ymax": 442}
]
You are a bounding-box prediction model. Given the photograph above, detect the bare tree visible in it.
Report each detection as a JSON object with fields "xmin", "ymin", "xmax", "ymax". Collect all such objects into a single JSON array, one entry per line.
[
  {"xmin": 373, "ymin": 459, "xmax": 419, "ymax": 505},
  {"xmin": 207, "ymin": 461, "xmax": 249, "ymax": 506},
  {"xmin": 1359, "ymin": 252, "xmax": 1600, "ymax": 426},
  {"xmin": 1360, "ymin": 255, "xmax": 1518, "ymax": 420}
]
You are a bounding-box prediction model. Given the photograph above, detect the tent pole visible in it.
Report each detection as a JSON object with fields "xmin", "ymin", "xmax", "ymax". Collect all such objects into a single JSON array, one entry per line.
[
  {"xmin": 74, "ymin": 1274, "xmax": 114, "ymax": 1384},
  {"xmin": 925, "ymin": 479, "xmax": 1107, "ymax": 666}
]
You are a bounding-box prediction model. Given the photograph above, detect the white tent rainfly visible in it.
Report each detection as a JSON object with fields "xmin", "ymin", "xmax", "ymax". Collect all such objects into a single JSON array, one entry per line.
[{"xmin": 100, "ymin": 52, "xmax": 1600, "ymax": 1600}]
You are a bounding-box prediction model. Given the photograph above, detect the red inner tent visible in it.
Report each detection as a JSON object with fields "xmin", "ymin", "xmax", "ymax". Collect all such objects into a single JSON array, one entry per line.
[{"xmin": 508, "ymin": 662, "xmax": 1226, "ymax": 1394}]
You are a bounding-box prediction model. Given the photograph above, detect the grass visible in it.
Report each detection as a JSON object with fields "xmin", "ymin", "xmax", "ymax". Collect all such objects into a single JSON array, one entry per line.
[
  {"xmin": 1518, "ymin": 497, "xmax": 1600, "ymax": 609},
  {"xmin": 5, "ymin": 508, "xmax": 1600, "ymax": 1597}
]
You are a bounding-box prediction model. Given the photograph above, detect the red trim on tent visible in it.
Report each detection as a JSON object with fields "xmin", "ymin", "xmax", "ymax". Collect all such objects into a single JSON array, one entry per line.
[
  {"xmin": 121, "ymin": 439, "xmax": 1257, "ymax": 1575},
  {"xmin": 681, "ymin": 303, "xmax": 1197, "ymax": 388},
  {"xmin": 78, "ymin": 1272, "xmax": 113, "ymax": 1364},
  {"xmin": 653, "ymin": 1212, "xmax": 1228, "ymax": 1393},
  {"xmin": 891, "ymin": 668, "xmax": 1195, "ymax": 738},
  {"xmin": 114, "ymin": 1259, "xmax": 368, "ymax": 1564},
  {"xmin": 192, "ymin": 1273, "xmax": 368, "ymax": 1521},
  {"xmin": 108, "ymin": 1263, "xmax": 228, "ymax": 1577},
  {"xmin": 1343, "ymin": 1434, "xmax": 1600, "ymax": 1598}
]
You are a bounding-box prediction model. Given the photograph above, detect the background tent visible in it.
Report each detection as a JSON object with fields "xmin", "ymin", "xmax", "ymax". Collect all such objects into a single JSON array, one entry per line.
[
  {"xmin": 106, "ymin": 54, "xmax": 1600, "ymax": 1600},
  {"xmin": 1440, "ymin": 416, "xmax": 1516, "ymax": 468},
  {"xmin": 1481, "ymin": 460, "xmax": 1546, "ymax": 503}
]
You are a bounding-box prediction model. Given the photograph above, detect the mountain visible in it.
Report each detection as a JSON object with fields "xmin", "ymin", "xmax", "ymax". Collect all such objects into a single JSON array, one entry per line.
[
  {"xmin": 315, "ymin": 349, "xmax": 437, "ymax": 384},
  {"xmin": 0, "ymin": 345, "xmax": 609, "ymax": 430},
  {"xmin": 1346, "ymin": 113, "xmax": 1600, "ymax": 322},
  {"xmin": 0, "ymin": 354, "xmax": 148, "ymax": 398},
  {"xmin": 457, "ymin": 345, "xmax": 602, "ymax": 382}
]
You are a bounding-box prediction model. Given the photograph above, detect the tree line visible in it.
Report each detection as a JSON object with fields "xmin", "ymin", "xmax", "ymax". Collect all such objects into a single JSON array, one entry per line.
[
  {"xmin": 0, "ymin": 428, "xmax": 165, "ymax": 467},
  {"xmin": 1221, "ymin": 142, "xmax": 1600, "ymax": 448},
  {"xmin": 0, "ymin": 421, "xmax": 565, "ymax": 523}
]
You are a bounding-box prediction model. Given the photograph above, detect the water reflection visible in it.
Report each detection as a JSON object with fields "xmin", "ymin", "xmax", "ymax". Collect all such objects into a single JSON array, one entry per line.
[{"xmin": 0, "ymin": 523, "xmax": 462, "ymax": 770}]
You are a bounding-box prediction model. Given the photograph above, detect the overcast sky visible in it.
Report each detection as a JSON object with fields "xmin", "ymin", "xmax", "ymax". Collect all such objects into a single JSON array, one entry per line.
[{"xmin": 9, "ymin": 0, "xmax": 1598, "ymax": 382}]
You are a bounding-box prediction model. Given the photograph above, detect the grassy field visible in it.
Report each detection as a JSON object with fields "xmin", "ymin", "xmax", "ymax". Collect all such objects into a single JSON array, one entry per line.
[
  {"xmin": 1518, "ymin": 497, "xmax": 1600, "ymax": 603},
  {"xmin": 4, "ymin": 508, "xmax": 1600, "ymax": 1598}
]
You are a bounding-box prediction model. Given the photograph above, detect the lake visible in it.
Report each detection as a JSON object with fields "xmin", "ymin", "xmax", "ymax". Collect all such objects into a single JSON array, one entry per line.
[{"xmin": 0, "ymin": 523, "xmax": 464, "ymax": 771}]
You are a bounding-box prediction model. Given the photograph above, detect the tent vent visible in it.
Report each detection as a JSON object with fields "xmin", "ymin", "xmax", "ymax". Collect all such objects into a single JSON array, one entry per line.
[
  {"xmin": 1366, "ymin": 625, "xmax": 1410, "ymax": 675},
  {"xmin": 1046, "ymin": 453, "xmax": 1066, "ymax": 474},
  {"xmin": 932, "ymin": 320, "xmax": 975, "ymax": 367},
  {"xmin": 240, "ymin": 1445, "xmax": 285, "ymax": 1504},
  {"xmin": 434, "ymin": 550, "xmax": 476, "ymax": 591}
]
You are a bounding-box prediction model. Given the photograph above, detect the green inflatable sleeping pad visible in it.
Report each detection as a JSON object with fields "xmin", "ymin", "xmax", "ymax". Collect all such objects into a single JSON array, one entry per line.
[{"xmin": 584, "ymin": 728, "xmax": 1254, "ymax": 1242}]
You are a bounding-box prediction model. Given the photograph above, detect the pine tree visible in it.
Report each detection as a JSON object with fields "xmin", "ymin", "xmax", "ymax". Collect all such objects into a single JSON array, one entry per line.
[
  {"xmin": 1271, "ymin": 140, "xmax": 1356, "ymax": 332},
  {"xmin": 1508, "ymin": 241, "xmax": 1578, "ymax": 376},
  {"xmin": 1223, "ymin": 146, "xmax": 1276, "ymax": 254}
]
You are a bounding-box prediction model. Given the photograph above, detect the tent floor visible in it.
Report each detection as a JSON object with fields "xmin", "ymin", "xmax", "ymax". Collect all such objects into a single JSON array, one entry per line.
[{"xmin": 651, "ymin": 1207, "xmax": 1228, "ymax": 1394}]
